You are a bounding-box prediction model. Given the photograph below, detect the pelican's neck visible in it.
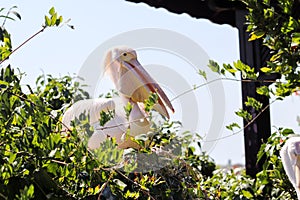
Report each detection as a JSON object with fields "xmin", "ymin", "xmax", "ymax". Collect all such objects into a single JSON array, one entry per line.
[
  {"xmin": 118, "ymin": 95, "xmax": 147, "ymax": 120},
  {"xmin": 116, "ymin": 94, "xmax": 150, "ymax": 136}
]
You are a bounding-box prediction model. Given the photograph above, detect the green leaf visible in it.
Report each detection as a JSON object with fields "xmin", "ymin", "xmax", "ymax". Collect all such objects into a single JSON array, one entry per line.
[
  {"xmin": 124, "ymin": 101, "xmax": 133, "ymax": 120},
  {"xmin": 51, "ymin": 133, "xmax": 61, "ymax": 144},
  {"xmin": 242, "ymin": 190, "xmax": 253, "ymax": 198},
  {"xmin": 245, "ymin": 97, "xmax": 262, "ymax": 111},
  {"xmin": 113, "ymin": 179, "xmax": 127, "ymax": 191},
  {"xmin": 198, "ymin": 69, "xmax": 207, "ymax": 80},
  {"xmin": 256, "ymin": 86, "xmax": 270, "ymax": 97},
  {"xmin": 235, "ymin": 109, "xmax": 252, "ymax": 121},
  {"xmin": 51, "ymin": 13, "xmax": 57, "ymax": 26},
  {"xmin": 135, "ymin": 134, "xmax": 148, "ymax": 142},
  {"xmin": 46, "ymin": 162, "xmax": 58, "ymax": 176},
  {"xmin": 49, "ymin": 7, "xmax": 55, "ymax": 15},
  {"xmin": 260, "ymin": 67, "xmax": 272, "ymax": 73},
  {"xmin": 270, "ymin": 53, "xmax": 282, "ymax": 62},
  {"xmin": 0, "ymin": 15, "xmax": 15, "ymax": 21},
  {"xmin": 10, "ymin": 11, "xmax": 21, "ymax": 20},
  {"xmin": 282, "ymin": 128, "xmax": 294, "ymax": 136},
  {"xmin": 223, "ymin": 63, "xmax": 237, "ymax": 76},
  {"xmin": 23, "ymin": 169, "xmax": 30, "ymax": 176},
  {"xmin": 16, "ymin": 184, "xmax": 35, "ymax": 199},
  {"xmin": 99, "ymin": 110, "xmax": 115, "ymax": 126},
  {"xmin": 226, "ymin": 123, "xmax": 241, "ymax": 131},
  {"xmin": 233, "ymin": 60, "xmax": 257, "ymax": 79},
  {"xmin": 144, "ymin": 92, "xmax": 158, "ymax": 112},
  {"xmin": 27, "ymin": 185, "xmax": 34, "ymax": 197},
  {"xmin": 8, "ymin": 152, "xmax": 16, "ymax": 164},
  {"xmin": 220, "ymin": 68, "xmax": 225, "ymax": 75},
  {"xmin": 292, "ymin": 32, "xmax": 300, "ymax": 46},
  {"xmin": 207, "ymin": 60, "xmax": 220, "ymax": 74},
  {"xmin": 249, "ymin": 31, "xmax": 265, "ymax": 41},
  {"xmin": 275, "ymin": 83, "xmax": 292, "ymax": 97},
  {"xmin": 45, "ymin": 16, "xmax": 51, "ymax": 26},
  {"xmin": 0, "ymin": 80, "xmax": 9, "ymax": 88},
  {"xmin": 32, "ymin": 134, "xmax": 40, "ymax": 147},
  {"xmin": 56, "ymin": 16, "xmax": 63, "ymax": 26}
]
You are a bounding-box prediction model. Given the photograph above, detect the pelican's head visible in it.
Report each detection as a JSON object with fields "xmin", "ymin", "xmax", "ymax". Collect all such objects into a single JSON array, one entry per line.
[
  {"xmin": 104, "ymin": 47, "xmax": 137, "ymax": 85},
  {"xmin": 104, "ymin": 47, "xmax": 174, "ymax": 118},
  {"xmin": 115, "ymin": 48, "xmax": 137, "ymax": 62}
]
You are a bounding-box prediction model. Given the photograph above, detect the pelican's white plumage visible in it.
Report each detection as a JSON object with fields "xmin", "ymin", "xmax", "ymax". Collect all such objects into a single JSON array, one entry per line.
[
  {"xmin": 62, "ymin": 47, "xmax": 174, "ymax": 149},
  {"xmin": 280, "ymin": 136, "xmax": 300, "ymax": 199}
]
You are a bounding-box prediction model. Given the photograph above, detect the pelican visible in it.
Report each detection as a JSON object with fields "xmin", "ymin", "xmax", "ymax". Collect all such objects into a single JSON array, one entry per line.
[
  {"xmin": 62, "ymin": 47, "xmax": 174, "ymax": 149},
  {"xmin": 280, "ymin": 136, "xmax": 300, "ymax": 199}
]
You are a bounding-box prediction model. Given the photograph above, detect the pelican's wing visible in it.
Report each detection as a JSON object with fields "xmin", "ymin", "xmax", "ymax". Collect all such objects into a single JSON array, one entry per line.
[
  {"xmin": 88, "ymin": 114, "xmax": 127, "ymax": 149},
  {"xmin": 62, "ymin": 98, "xmax": 116, "ymax": 128},
  {"xmin": 62, "ymin": 98, "xmax": 134, "ymax": 150}
]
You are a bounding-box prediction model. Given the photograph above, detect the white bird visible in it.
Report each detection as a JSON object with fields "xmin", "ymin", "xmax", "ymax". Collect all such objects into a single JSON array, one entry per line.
[
  {"xmin": 280, "ymin": 136, "xmax": 300, "ymax": 199},
  {"xmin": 62, "ymin": 47, "xmax": 174, "ymax": 149}
]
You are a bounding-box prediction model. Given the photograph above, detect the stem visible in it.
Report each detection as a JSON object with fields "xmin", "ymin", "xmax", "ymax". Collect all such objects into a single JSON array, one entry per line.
[
  {"xmin": 0, "ymin": 26, "xmax": 46, "ymax": 65},
  {"xmin": 203, "ymin": 99, "xmax": 276, "ymax": 142},
  {"xmin": 114, "ymin": 169, "xmax": 155, "ymax": 200},
  {"xmin": 0, "ymin": 193, "xmax": 7, "ymax": 200},
  {"xmin": 93, "ymin": 77, "xmax": 277, "ymax": 132},
  {"xmin": 98, "ymin": 171, "xmax": 114, "ymax": 200},
  {"xmin": 51, "ymin": 159, "xmax": 68, "ymax": 166},
  {"xmin": 170, "ymin": 77, "xmax": 276, "ymax": 102}
]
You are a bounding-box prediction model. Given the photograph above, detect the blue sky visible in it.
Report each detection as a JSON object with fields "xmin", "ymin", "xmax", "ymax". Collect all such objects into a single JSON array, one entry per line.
[{"xmin": 2, "ymin": 0, "xmax": 300, "ymax": 165}]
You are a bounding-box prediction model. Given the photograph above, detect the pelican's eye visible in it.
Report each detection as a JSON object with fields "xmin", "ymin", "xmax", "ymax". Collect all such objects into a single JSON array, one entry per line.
[{"xmin": 121, "ymin": 52, "xmax": 133, "ymax": 62}]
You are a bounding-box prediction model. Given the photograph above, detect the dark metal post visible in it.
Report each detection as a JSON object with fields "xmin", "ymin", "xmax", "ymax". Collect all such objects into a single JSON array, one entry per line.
[{"xmin": 236, "ymin": 10, "xmax": 272, "ymax": 177}]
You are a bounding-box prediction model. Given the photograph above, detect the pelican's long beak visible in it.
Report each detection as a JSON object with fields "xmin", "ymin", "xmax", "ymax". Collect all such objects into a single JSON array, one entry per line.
[
  {"xmin": 104, "ymin": 47, "xmax": 174, "ymax": 118},
  {"xmin": 122, "ymin": 58, "xmax": 174, "ymax": 119}
]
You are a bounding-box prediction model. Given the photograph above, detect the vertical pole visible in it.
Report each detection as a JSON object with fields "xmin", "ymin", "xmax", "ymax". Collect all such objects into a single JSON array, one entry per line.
[{"xmin": 236, "ymin": 10, "xmax": 272, "ymax": 177}]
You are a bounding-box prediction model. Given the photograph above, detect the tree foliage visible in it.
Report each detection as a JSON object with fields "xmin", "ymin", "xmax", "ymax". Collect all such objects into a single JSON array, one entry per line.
[
  {"xmin": 1, "ymin": 1, "xmax": 300, "ymax": 199},
  {"xmin": 0, "ymin": 64, "xmax": 216, "ymax": 199}
]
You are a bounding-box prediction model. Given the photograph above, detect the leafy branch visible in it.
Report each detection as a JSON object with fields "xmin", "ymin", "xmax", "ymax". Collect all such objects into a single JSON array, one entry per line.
[
  {"xmin": 0, "ymin": 6, "xmax": 72, "ymax": 65},
  {"xmin": 0, "ymin": 6, "xmax": 21, "ymax": 27},
  {"xmin": 204, "ymin": 99, "xmax": 276, "ymax": 142}
]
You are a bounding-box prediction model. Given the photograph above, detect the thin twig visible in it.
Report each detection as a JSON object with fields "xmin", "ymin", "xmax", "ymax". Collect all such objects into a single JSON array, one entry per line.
[
  {"xmin": 98, "ymin": 171, "xmax": 114, "ymax": 200},
  {"xmin": 80, "ymin": 78, "xmax": 278, "ymax": 132},
  {"xmin": 203, "ymin": 99, "xmax": 277, "ymax": 142},
  {"xmin": 0, "ymin": 192, "xmax": 7, "ymax": 200},
  {"xmin": 114, "ymin": 169, "xmax": 156, "ymax": 200},
  {"xmin": 51, "ymin": 159, "xmax": 68, "ymax": 166},
  {"xmin": 61, "ymin": 77, "xmax": 280, "ymax": 145},
  {"xmin": 0, "ymin": 27, "xmax": 46, "ymax": 65},
  {"xmin": 93, "ymin": 77, "xmax": 278, "ymax": 142},
  {"xmin": 115, "ymin": 170, "xmax": 141, "ymax": 189},
  {"xmin": 171, "ymin": 77, "xmax": 277, "ymax": 102}
]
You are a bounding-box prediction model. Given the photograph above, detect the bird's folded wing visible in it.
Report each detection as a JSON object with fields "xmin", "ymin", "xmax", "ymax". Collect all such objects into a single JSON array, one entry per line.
[{"xmin": 62, "ymin": 98, "xmax": 116, "ymax": 129}]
